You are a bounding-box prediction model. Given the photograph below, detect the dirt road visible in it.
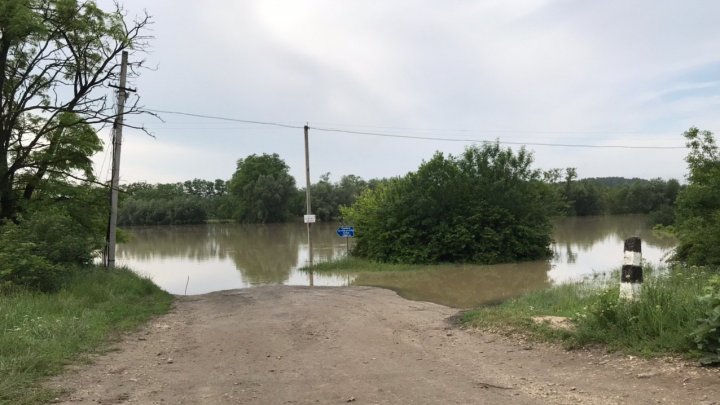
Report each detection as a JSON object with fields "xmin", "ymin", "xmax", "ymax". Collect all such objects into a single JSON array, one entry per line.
[{"xmin": 50, "ymin": 286, "xmax": 719, "ymax": 404}]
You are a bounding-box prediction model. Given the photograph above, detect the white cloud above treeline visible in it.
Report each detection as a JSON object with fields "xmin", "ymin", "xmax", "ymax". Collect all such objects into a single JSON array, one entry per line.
[{"xmin": 96, "ymin": 0, "xmax": 720, "ymax": 184}]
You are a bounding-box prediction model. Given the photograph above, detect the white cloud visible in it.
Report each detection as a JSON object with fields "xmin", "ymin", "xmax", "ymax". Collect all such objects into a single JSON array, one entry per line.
[{"xmin": 93, "ymin": 0, "xmax": 720, "ymax": 183}]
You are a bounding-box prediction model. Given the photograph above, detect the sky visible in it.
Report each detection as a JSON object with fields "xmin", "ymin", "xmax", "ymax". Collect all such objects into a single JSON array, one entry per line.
[{"xmin": 93, "ymin": 0, "xmax": 720, "ymax": 186}]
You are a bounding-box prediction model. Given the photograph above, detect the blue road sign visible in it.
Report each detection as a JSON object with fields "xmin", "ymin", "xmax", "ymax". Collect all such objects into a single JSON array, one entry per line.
[{"xmin": 336, "ymin": 226, "xmax": 355, "ymax": 238}]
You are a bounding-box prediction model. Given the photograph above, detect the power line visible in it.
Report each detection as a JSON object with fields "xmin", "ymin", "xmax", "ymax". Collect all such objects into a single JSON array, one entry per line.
[
  {"xmin": 145, "ymin": 109, "xmax": 303, "ymax": 130},
  {"xmin": 145, "ymin": 108, "xmax": 687, "ymax": 150},
  {"xmin": 309, "ymin": 121, "xmax": 657, "ymax": 135},
  {"xmin": 309, "ymin": 126, "xmax": 686, "ymax": 150}
]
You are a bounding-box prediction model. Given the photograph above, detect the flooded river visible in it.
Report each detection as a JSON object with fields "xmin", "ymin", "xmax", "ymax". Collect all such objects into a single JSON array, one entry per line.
[{"xmin": 117, "ymin": 215, "xmax": 676, "ymax": 307}]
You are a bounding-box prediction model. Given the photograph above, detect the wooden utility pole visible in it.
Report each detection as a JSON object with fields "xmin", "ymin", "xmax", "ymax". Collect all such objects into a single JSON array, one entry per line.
[
  {"xmin": 106, "ymin": 51, "xmax": 129, "ymax": 269},
  {"xmin": 304, "ymin": 124, "xmax": 314, "ymax": 267}
]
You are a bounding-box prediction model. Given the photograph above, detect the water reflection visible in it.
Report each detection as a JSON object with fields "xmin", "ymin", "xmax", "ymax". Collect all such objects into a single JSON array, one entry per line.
[
  {"xmin": 117, "ymin": 215, "xmax": 675, "ymax": 307},
  {"xmin": 548, "ymin": 215, "xmax": 674, "ymax": 283},
  {"xmin": 553, "ymin": 215, "xmax": 676, "ymax": 250}
]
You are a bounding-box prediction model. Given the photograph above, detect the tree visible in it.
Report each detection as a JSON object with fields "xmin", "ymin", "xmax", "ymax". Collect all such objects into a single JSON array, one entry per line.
[
  {"xmin": 1, "ymin": 182, "xmax": 107, "ymax": 289},
  {"xmin": 336, "ymin": 174, "xmax": 368, "ymax": 210},
  {"xmin": 342, "ymin": 143, "xmax": 561, "ymax": 264},
  {"xmin": 673, "ymin": 128, "xmax": 720, "ymax": 265},
  {"xmin": 229, "ymin": 153, "xmax": 296, "ymax": 223},
  {"xmin": 0, "ymin": 0, "xmax": 150, "ymax": 220},
  {"xmin": 311, "ymin": 172, "xmax": 338, "ymax": 221}
]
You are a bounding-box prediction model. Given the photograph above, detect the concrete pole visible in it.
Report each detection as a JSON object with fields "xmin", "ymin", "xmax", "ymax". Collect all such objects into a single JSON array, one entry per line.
[
  {"xmin": 107, "ymin": 51, "xmax": 129, "ymax": 269},
  {"xmin": 304, "ymin": 124, "xmax": 313, "ymax": 267},
  {"xmin": 620, "ymin": 237, "xmax": 643, "ymax": 300}
]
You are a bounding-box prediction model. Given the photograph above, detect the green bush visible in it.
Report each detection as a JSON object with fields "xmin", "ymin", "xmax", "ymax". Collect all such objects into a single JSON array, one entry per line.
[
  {"xmin": 692, "ymin": 274, "xmax": 720, "ymax": 365},
  {"xmin": 573, "ymin": 268, "xmax": 709, "ymax": 354},
  {"xmin": 0, "ymin": 206, "xmax": 103, "ymax": 291},
  {"xmin": 341, "ymin": 143, "xmax": 560, "ymax": 264},
  {"xmin": 463, "ymin": 266, "xmax": 713, "ymax": 357},
  {"xmin": 673, "ymin": 128, "xmax": 720, "ymax": 265}
]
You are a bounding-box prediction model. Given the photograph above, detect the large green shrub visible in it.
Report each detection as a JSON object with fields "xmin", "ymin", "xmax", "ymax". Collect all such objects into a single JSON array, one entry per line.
[
  {"xmin": 341, "ymin": 143, "xmax": 560, "ymax": 264},
  {"xmin": 673, "ymin": 128, "xmax": 720, "ymax": 265},
  {"xmin": 0, "ymin": 185, "xmax": 106, "ymax": 291},
  {"xmin": 693, "ymin": 274, "xmax": 720, "ymax": 365},
  {"xmin": 0, "ymin": 207, "xmax": 103, "ymax": 290}
]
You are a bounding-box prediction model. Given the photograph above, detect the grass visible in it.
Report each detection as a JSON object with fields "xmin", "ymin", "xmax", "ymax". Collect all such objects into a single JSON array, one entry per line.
[
  {"xmin": 301, "ymin": 256, "xmax": 424, "ymax": 272},
  {"xmin": 205, "ymin": 218, "xmax": 233, "ymax": 224},
  {"xmin": 463, "ymin": 265, "xmax": 714, "ymax": 358},
  {"xmin": 0, "ymin": 266, "xmax": 173, "ymax": 404}
]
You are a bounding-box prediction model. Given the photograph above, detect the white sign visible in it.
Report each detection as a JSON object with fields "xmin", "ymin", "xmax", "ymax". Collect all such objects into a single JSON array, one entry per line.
[{"xmin": 304, "ymin": 214, "xmax": 316, "ymax": 224}]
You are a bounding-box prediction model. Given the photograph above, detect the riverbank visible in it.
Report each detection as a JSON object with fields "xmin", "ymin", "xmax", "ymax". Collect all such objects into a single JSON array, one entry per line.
[
  {"xmin": 462, "ymin": 265, "xmax": 717, "ymax": 362},
  {"xmin": 0, "ymin": 266, "xmax": 173, "ymax": 404},
  {"xmin": 48, "ymin": 285, "xmax": 720, "ymax": 404},
  {"xmin": 301, "ymin": 257, "xmax": 421, "ymax": 272},
  {"xmin": 310, "ymin": 260, "xmax": 719, "ymax": 361}
]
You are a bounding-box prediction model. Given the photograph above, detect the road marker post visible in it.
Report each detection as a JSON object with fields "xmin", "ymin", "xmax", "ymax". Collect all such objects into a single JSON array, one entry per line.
[{"xmin": 620, "ymin": 237, "xmax": 643, "ymax": 300}]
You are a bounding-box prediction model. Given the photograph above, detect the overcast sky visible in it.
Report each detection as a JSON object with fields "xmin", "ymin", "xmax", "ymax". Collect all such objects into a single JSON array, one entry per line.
[{"xmin": 94, "ymin": 0, "xmax": 720, "ymax": 185}]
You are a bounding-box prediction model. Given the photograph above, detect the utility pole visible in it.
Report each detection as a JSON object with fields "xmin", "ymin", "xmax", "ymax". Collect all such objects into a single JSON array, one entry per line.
[
  {"xmin": 304, "ymin": 124, "xmax": 314, "ymax": 267},
  {"xmin": 106, "ymin": 51, "xmax": 129, "ymax": 269}
]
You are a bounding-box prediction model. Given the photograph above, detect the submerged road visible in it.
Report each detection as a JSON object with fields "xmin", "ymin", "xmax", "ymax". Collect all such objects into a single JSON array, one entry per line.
[{"xmin": 51, "ymin": 286, "xmax": 720, "ymax": 404}]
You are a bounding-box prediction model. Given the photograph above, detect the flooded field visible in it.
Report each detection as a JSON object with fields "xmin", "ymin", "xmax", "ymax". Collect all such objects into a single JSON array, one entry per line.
[{"xmin": 117, "ymin": 215, "xmax": 675, "ymax": 307}]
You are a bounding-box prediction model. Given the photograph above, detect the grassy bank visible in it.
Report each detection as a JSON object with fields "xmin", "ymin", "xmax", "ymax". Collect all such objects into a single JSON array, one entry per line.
[
  {"xmin": 0, "ymin": 266, "xmax": 173, "ymax": 404},
  {"xmin": 463, "ymin": 266, "xmax": 714, "ymax": 358},
  {"xmin": 301, "ymin": 257, "xmax": 423, "ymax": 273}
]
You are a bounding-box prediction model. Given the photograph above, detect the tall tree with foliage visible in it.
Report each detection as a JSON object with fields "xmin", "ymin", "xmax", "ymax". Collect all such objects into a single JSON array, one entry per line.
[
  {"xmin": 673, "ymin": 128, "xmax": 720, "ymax": 265},
  {"xmin": 342, "ymin": 143, "xmax": 561, "ymax": 264},
  {"xmin": 0, "ymin": 0, "xmax": 150, "ymax": 220},
  {"xmin": 229, "ymin": 153, "xmax": 296, "ymax": 223}
]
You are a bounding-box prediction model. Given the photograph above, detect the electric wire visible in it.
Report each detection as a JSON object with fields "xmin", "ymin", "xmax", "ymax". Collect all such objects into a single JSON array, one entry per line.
[
  {"xmin": 308, "ymin": 126, "xmax": 685, "ymax": 149},
  {"xmin": 308, "ymin": 121, "xmax": 656, "ymax": 135},
  {"xmin": 145, "ymin": 109, "xmax": 303, "ymax": 130},
  {"xmin": 97, "ymin": 128, "xmax": 112, "ymax": 183},
  {"xmin": 144, "ymin": 108, "xmax": 687, "ymax": 150}
]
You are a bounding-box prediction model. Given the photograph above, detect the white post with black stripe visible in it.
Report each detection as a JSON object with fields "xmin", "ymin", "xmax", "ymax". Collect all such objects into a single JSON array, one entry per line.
[{"xmin": 620, "ymin": 237, "xmax": 642, "ymax": 300}]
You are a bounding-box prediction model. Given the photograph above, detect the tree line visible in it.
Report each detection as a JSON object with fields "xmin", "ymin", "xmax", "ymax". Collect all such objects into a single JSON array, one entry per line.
[
  {"xmin": 114, "ymin": 145, "xmax": 684, "ymax": 267},
  {"xmin": 560, "ymin": 175, "xmax": 680, "ymax": 225},
  {"xmin": 117, "ymin": 155, "xmax": 682, "ymax": 228},
  {"xmin": 117, "ymin": 154, "xmax": 388, "ymax": 226}
]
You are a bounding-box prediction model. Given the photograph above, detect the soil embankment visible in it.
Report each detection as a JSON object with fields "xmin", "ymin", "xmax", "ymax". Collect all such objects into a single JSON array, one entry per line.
[{"xmin": 50, "ymin": 286, "xmax": 720, "ymax": 404}]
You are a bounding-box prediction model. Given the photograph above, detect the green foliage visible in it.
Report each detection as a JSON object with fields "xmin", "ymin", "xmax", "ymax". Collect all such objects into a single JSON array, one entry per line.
[
  {"xmin": 573, "ymin": 269, "xmax": 708, "ymax": 354},
  {"xmin": 0, "ymin": 266, "xmax": 173, "ymax": 404},
  {"xmin": 310, "ymin": 173, "xmax": 339, "ymax": 221},
  {"xmin": 118, "ymin": 179, "xmax": 233, "ymax": 225},
  {"xmin": 119, "ymin": 197, "xmax": 207, "ymax": 226},
  {"xmin": 0, "ymin": 0, "xmax": 150, "ymax": 220},
  {"xmin": 692, "ymin": 275, "xmax": 720, "ymax": 365},
  {"xmin": 673, "ymin": 128, "xmax": 720, "ymax": 265},
  {"xmin": 291, "ymin": 173, "xmax": 370, "ymax": 221},
  {"xmin": 560, "ymin": 176, "xmax": 680, "ymax": 219},
  {"xmin": 647, "ymin": 204, "xmax": 675, "ymax": 227},
  {"xmin": 301, "ymin": 257, "xmax": 419, "ymax": 273},
  {"xmin": 564, "ymin": 179, "xmax": 604, "ymax": 216},
  {"xmin": 607, "ymin": 178, "xmax": 679, "ymax": 215},
  {"xmin": 463, "ymin": 266, "xmax": 712, "ymax": 358},
  {"xmin": 229, "ymin": 153, "xmax": 296, "ymax": 223},
  {"xmin": 0, "ymin": 184, "xmax": 106, "ymax": 290},
  {"xmin": 342, "ymin": 143, "xmax": 560, "ymax": 264}
]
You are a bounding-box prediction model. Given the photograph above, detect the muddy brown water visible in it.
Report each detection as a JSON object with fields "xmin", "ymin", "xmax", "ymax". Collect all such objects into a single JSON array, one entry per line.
[{"xmin": 117, "ymin": 215, "xmax": 675, "ymax": 308}]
